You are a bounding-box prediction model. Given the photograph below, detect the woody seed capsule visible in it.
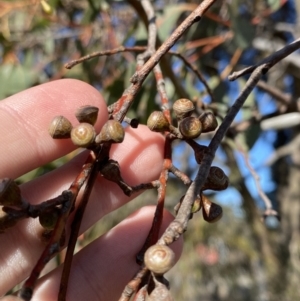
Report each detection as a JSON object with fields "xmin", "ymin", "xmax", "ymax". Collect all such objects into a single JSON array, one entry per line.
[
  {"xmin": 0, "ymin": 178, "xmax": 22, "ymax": 207},
  {"xmin": 75, "ymin": 105, "xmax": 99, "ymax": 125},
  {"xmin": 49, "ymin": 116, "xmax": 73, "ymax": 139}
]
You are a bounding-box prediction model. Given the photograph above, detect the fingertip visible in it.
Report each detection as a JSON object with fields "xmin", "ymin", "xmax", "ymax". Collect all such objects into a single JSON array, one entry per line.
[
  {"xmin": 110, "ymin": 124, "xmax": 165, "ymax": 184},
  {"xmin": 0, "ymin": 79, "xmax": 108, "ymax": 179}
]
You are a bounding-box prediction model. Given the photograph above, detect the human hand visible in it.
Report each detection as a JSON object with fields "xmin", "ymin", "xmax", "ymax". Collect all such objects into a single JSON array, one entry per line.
[{"xmin": 0, "ymin": 79, "xmax": 182, "ymax": 300}]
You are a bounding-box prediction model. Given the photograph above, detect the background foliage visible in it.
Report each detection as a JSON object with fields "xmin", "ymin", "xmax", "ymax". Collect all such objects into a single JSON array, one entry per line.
[{"xmin": 1, "ymin": 0, "xmax": 300, "ymax": 300}]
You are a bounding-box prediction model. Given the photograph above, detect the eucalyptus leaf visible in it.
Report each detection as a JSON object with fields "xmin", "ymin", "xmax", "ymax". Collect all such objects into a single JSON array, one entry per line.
[
  {"xmin": 228, "ymin": 2, "xmax": 255, "ymax": 50},
  {"xmin": 158, "ymin": 4, "xmax": 196, "ymax": 41},
  {"xmin": 267, "ymin": 0, "xmax": 281, "ymax": 11},
  {"xmin": 0, "ymin": 64, "xmax": 39, "ymax": 99}
]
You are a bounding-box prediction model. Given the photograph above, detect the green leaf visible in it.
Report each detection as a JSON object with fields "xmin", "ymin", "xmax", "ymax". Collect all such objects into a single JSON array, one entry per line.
[
  {"xmin": 229, "ymin": 3, "xmax": 255, "ymax": 50},
  {"xmin": 267, "ymin": 0, "xmax": 281, "ymax": 11},
  {"xmin": 244, "ymin": 123, "xmax": 261, "ymax": 150},
  {"xmin": 158, "ymin": 4, "xmax": 196, "ymax": 41},
  {"xmin": 236, "ymin": 78, "xmax": 261, "ymax": 150},
  {"xmin": 0, "ymin": 63, "xmax": 39, "ymax": 99}
]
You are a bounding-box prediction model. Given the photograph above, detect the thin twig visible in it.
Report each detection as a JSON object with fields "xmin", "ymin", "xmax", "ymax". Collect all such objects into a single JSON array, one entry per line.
[
  {"xmin": 229, "ymin": 37, "xmax": 300, "ymax": 81},
  {"xmin": 64, "ymin": 46, "xmax": 146, "ymax": 69},
  {"xmin": 65, "ymin": 45, "xmax": 215, "ymax": 104},
  {"xmin": 170, "ymin": 51, "xmax": 215, "ymax": 103},
  {"xmin": 236, "ymin": 140, "xmax": 274, "ymax": 212},
  {"xmin": 58, "ymin": 145, "xmax": 110, "ymax": 301},
  {"xmin": 257, "ymin": 80, "xmax": 293, "ymax": 109},
  {"xmin": 266, "ymin": 133, "xmax": 300, "ymax": 166}
]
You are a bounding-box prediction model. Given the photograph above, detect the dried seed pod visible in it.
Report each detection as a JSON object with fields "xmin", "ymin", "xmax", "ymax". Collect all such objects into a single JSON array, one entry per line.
[
  {"xmin": 148, "ymin": 275, "xmax": 173, "ymax": 301},
  {"xmin": 173, "ymin": 98, "xmax": 195, "ymax": 120},
  {"xmin": 99, "ymin": 160, "xmax": 122, "ymax": 182},
  {"xmin": 48, "ymin": 115, "xmax": 73, "ymax": 139},
  {"xmin": 144, "ymin": 245, "xmax": 176, "ymax": 275},
  {"xmin": 99, "ymin": 160, "xmax": 132, "ymax": 196},
  {"xmin": 39, "ymin": 208, "xmax": 60, "ymax": 230},
  {"xmin": 95, "ymin": 120, "xmax": 125, "ymax": 144},
  {"xmin": 199, "ymin": 112, "xmax": 218, "ymax": 132},
  {"xmin": 75, "ymin": 105, "xmax": 99, "ymax": 125},
  {"xmin": 201, "ymin": 195, "xmax": 223, "ymax": 223},
  {"xmin": 147, "ymin": 111, "xmax": 170, "ymax": 132},
  {"xmin": 0, "ymin": 206, "xmax": 18, "ymax": 233},
  {"xmin": 71, "ymin": 123, "xmax": 96, "ymax": 147},
  {"xmin": 203, "ymin": 166, "xmax": 229, "ymax": 191},
  {"xmin": 179, "ymin": 116, "xmax": 202, "ymax": 139},
  {"xmin": 0, "ymin": 178, "xmax": 22, "ymax": 207}
]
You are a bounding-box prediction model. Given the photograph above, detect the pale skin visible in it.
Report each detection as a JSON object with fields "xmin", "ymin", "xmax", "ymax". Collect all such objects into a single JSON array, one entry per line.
[{"xmin": 0, "ymin": 79, "xmax": 182, "ymax": 301}]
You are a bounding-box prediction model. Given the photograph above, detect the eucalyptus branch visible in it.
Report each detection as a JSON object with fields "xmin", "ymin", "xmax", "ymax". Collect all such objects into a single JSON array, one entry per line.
[
  {"xmin": 229, "ymin": 37, "xmax": 300, "ymax": 81},
  {"xmin": 158, "ymin": 64, "xmax": 267, "ymax": 246}
]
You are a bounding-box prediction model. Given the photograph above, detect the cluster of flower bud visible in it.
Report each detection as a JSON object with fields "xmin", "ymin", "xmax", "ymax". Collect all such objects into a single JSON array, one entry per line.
[
  {"xmin": 146, "ymin": 98, "xmax": 218, "ymax": 140},
  {"xmin": 0, "ymin": 179, "xmax": 29, "ymax": 233},
  {"xmin": 48, "ymin": 105, "xmax": 125, "ymax": 148},
  {"xmin": 174, "ymin": 166, "xmax": 228, "ymax": 223},
  {"xmin": 175, "ymin": 193, "xmax": 223, "ymax": 224}
]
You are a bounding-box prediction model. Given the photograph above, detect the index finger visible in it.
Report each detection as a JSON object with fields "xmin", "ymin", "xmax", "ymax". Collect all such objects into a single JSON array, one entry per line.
[{"xmin": 0, "ymin": 79, "xmax": 108, "ymax": 179}]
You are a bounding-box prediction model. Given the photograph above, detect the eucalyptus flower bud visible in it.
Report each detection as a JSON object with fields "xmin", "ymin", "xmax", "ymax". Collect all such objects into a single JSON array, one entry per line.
[
  {"xmin": 203, "ymin": 166, "xmax": 229, "ymax": 191},
  {"xmin": 201, "ymin": 195, "xmax": 223, "ymax": 223},
  {"xmin": 144, "ymin": 245, "xmax": 176, "ymax": 275},
  {"xmin": 199, "ymin": 112, "xmax": 218, "ymax": 132},
  {"xmin": 75, "ymin": 105, "xmax": 99, "ymax": 125},
  {"xmin": 48, "ymin": 116, "xmax": 73, "ymax": 139},
  {"xmin": 147, "ymin": 111, "xmax": 170, "ymax": 132},
  {"xmin": 71, "ymin": 123, "xmax": 96, "ymax": 147},
  {"xmin": 173, "ymin": 98, "xmax": 195, "ymax": 120},
  {"xmin": 95, "ymin": 120, "xmax": 125, "ymax": 144},
  {"xmin": 179, "ymin": 116, "xmax": 202, "ymax": 139}
]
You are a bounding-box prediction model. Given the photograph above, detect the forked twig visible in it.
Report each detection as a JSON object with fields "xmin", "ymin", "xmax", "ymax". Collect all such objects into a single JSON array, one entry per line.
[{"xmin": 229, "ymin": 37, "xmax": 300, "ymax": 81}]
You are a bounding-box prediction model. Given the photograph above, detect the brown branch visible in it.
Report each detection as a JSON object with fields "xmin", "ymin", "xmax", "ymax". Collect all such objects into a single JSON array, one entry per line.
[
  {"xmin": 64, "ymin": 46, "xmax": 146, "ymax": 69},
  {"xmin": 118, "ymin": 266, "xmax": 150, "ymax": 301},
  {"xmin": 229, "ymin": 37, "xmax": 300, "ymax": 81},
  {"xmin": 58, "ymin": 145, "xmax": 110, "ymax": 301},
  {"xmin": 256, "ymin": 80, "xmax": 296, "ymax": 111},
  {"xmin": 220, "ymin": 47, "xmax": 243, "ymax": 80}
]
